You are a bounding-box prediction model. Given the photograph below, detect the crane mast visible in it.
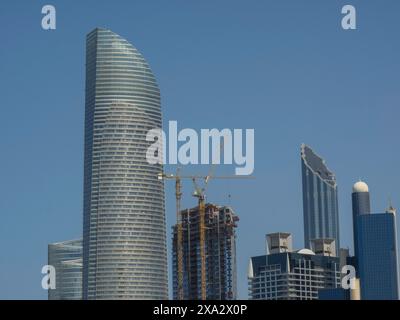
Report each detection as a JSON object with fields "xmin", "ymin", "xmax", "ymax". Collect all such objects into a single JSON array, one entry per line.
[
  {"xmin": 175, "ymin": 176, "xmax": 184, "ymax": 300},
  {"xmin": 192, "ymin": 178, "xmax": 207, "ymax": 300}
]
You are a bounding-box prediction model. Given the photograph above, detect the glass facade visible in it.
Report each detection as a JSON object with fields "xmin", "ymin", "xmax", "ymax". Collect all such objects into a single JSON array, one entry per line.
[
  {"xmin": 301, "ymin": 144, "xmax": 340, "ymax": 255},
  {"xmin": 248, "ymin": 251, "xmax": 340, "ymax": 300},
  {"xmin": 351, "ymin": 185, "xmax": 370, "ymax": 268},
  {"xmin": 48, "ymin": 239, "xmax": 82, "ymax": 300},
  {"xmin": 356, "ymin": 212, "xmax": 399, "ymax": 300},
  {"xmin": 318, "ymin": 288, "xmax": 350, "ymax": 300},
  {"xmin": 82, "ymin": 28, "xmax": 168, "ymax": 299}
]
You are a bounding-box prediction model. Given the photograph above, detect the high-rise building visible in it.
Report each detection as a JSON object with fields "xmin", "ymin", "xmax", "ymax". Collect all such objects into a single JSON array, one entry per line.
[
  {"xmin": 172, "ymin": 204, "xmax": 238, "ymax": 300},
  {"xmin": 248, "ymin": 233, "xmax": 341, "ymax": 300},
  {"xmin": 351, "ymin": 180, "xmax": 371, "ymax": 262},
  {"xmin": 82, "ymin": 28, "xmax": 167, "ymax": 299},
  {"xmin": 48, "ymin": 239, "xmax": 82, "ymax": 300},
  {"xmin": 355, "ymin": 206, "xmax": 399, "ymax": 300},
  {"xmin": 301, "ymin": 144, "xmax": 340, "ymax": 255}
]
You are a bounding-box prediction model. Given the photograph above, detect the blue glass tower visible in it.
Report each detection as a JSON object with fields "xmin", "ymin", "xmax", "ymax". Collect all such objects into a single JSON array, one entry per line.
[
  {"xmin": 356, "ymin": 207, "xmax": 399, "ymax": 300},
  {"xmin": 301, "ymin": 144, "xmax": 340, "ymax": 255}
]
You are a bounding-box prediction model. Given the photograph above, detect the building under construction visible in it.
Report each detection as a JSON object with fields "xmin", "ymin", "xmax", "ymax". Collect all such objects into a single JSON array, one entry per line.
[{"xmin": 172, "ymin": 204, "xmax": 239, "ymax": 300}]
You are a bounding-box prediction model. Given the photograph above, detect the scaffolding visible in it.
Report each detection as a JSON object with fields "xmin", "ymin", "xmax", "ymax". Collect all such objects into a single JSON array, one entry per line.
[
  {"xmin": 172, "ymin": 204, "xmax": 239, "ymax": 300},
  {"xmin": 159, "ymin": 171, "xmax": 249, "ymax": 300}
]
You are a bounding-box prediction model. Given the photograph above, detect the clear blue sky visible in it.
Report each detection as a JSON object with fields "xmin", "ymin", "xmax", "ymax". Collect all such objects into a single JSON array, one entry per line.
[{"xmin": 0, "ymin": 0, "xmax": 399, "ymax": 299}]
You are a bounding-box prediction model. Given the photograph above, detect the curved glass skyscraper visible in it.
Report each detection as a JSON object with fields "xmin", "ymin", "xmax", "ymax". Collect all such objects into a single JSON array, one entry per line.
[
  {"xmin": 301, "ymin": 144, "xmax": 340, "ymax": 255},
  {"xmin": 83, "ymin": 28, "xmax": 167, "ymax": 299}
]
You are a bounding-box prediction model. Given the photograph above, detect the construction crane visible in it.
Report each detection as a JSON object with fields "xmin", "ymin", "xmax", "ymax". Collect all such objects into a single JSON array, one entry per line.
[
  {"xmin": 191, "ymin": 176, "xmax": 209, "ymax": 300},
  {"xmin": 158, "ymin": 169, "xmax": 184, "ymax": 300},
  {"xmin": 158, "ymin": 171, "xmax": 253, "ymax": 300}
]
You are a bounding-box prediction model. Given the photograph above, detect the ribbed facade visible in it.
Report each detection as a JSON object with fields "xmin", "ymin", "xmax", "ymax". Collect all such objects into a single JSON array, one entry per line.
[
  {"xmin": 301, "ymin": 144, "xmax": 340, "ymax": 255},
  {"xmin": 82, "ymin": 28, "xmax": 167, "ymax": 299},
  {"xmin": 48, "ymin": 239, "xmax": 82, "ymax": 300}
]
